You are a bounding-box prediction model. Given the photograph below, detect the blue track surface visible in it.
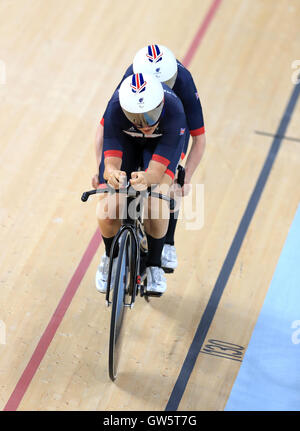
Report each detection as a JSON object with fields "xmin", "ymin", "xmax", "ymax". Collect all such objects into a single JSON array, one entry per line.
[{"xmin": 225, "ymin": 204, "xmax": 300, "ymax": 411}]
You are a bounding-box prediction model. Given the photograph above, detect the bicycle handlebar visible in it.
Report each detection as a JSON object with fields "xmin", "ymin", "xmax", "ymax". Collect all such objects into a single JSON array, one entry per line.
[
  {"xmin": 81, "ymin": 165, "xmax": 185, "ymax": 206},
  {"xmin": 81, "ymin": 183, "xmax": 175, "ymax": 209}
]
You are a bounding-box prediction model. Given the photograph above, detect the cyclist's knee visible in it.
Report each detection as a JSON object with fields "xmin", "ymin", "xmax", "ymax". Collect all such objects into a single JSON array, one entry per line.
[
  {"xmin": 96, "ymin": 194, "xmax": 124, "ymax": 221},
  {"xmin": 144, "ymin": 218, "xmax": 169, "ymax": 238},
  {"xmin": 146, "ymin": 198, "xmax": 169, "ymax": 221}
]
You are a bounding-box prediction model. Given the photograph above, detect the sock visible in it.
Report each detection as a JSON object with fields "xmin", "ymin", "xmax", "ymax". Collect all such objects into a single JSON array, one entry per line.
[
  {"xmin": 146, "ymin": 234, "xmax": 166, "ymax": 267},
  {"xmin": 102, "ymin": 236, "xmax": 119, "ymax": 258},
  {"xmin": 164, "ymin": 210, "xmax": 179, "ymax": 246}
]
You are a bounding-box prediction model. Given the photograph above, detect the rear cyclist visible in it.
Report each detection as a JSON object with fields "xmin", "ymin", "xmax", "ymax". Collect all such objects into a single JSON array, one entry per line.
[
  {"xmin": 95, "ymin": 73, "xmax": 188, "ymax": 294},
  {"xmin": 92, "ymin": 44, "xmax": 206, "ymax": 273}
]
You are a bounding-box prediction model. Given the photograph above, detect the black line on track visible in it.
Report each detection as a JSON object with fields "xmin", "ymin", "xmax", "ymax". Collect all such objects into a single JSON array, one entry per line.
[
  {"xmin": 255, "ymin": 130, "xmax": 300, "ymax": 143},
  {"xmin": 165, "ymin": 83, "xmax": 300, "ymax": 411}
]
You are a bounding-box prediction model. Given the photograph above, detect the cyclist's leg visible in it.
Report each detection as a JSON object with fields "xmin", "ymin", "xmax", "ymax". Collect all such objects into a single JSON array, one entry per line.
[
  {"xmin": 96, "ymin": 138, "xmax": 141, "ymax": 257},
  {"xmin": 96, "ymin": 155, "xmax": 122, "ymax": 256},
  {"xmin": 95, "ymin": 179, "xmax": 122, "ymax": 292},
  {"xmin": 142, "ymin": 174, "xmax": 172, "ymax": 293},
  {"xmin": 144, "ymin": 175, "xmax": 172, "ymax": 264},
  {"xmin": 165, "ymin": 130, "xmax": 190, "ymax": 246},
  {"xmin": 95, "ymin": 140, "xmax": 140, "ymax": 292},
  {"xmin": 141, "ymin": 143, "xmax": 170, "ymax": 263},
  {"xmin": 142, "ymin": 136, "xmax": 185, "ymax": 264}
]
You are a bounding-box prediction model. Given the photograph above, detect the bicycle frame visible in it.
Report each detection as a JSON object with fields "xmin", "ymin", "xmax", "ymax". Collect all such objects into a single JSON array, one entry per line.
[
  {"xmin": 81, "ymin": 183, "xmax": 173, "ymax": 307},
  {"xmin": 81, "ymin": 170, "xmax": 184, "ymax": 382}
]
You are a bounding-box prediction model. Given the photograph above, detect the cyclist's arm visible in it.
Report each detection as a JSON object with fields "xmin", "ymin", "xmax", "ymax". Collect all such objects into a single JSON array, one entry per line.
[
  {"xmin": 130, "ymin": 160, "xmax": 167, "ymax": 190},
  {"xmin": 146, "ymin": 160, "xmax": 168, "ymax": 185},
  {"xmin": 95, "ymin": 64, "xmax": 133, "ymax": 177},
  {"xmin": 102, "ymin": 97, "xmax": 125, "ymax": 183},
  {"xmin": 95, "ymin": 123, "xmax": 104, "ymax": 168},
  {"xmin": 176, "ymin": 73, "xmax": 205, "ymax": 178},
  {"xmin": 97, "ymin": 64, "xmax": 133, "ymax": 165},
  {"xmin": 184, "ymin": 133, "xmax": 206, "ymax": 183},
  {"xmin": 103, "ymin": 156, "xmax": 122, "ymax": 180},
  {"xmin": 103, "ymin": 156, "xmax": 127, "ymax": 189}
]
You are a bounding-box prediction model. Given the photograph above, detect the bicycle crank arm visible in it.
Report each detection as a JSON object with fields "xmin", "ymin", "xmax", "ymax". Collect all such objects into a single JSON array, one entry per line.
[{"xmin": 145, "ymin": 292, "xmax": 163, "ymax": 298}]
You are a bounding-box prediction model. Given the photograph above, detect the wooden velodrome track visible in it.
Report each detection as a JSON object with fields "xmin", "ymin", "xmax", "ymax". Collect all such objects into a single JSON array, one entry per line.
[{"xmin": 0, "ymin": 0, "xmax": 300, "ymax": 412}]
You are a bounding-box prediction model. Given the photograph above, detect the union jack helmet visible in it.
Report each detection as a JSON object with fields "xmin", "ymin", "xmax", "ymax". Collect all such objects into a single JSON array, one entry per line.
[
  {"xmin": 133, "ymin": 44, "xmax": 178, "ymax": 89},
  {"xmin": 119, "ymin": 73, "xmax": 164, "ymax": 128}
]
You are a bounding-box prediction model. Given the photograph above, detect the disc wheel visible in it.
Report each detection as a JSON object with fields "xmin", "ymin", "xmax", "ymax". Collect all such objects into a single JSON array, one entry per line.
[{"xmin": 108, "ymin": 231, "xmax": 133, "ymax": 381}]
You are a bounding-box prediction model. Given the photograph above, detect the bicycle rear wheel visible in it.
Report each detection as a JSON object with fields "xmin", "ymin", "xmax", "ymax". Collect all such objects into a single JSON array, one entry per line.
[{"xmin": 108, "ymin": 230, "xmax": 134, "ymax": 381}]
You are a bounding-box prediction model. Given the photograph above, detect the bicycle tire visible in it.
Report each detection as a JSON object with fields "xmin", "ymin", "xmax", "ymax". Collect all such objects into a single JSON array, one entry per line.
[{"xmin": 108, "ymin": 230, "xmax": 133, "ymax": 381}]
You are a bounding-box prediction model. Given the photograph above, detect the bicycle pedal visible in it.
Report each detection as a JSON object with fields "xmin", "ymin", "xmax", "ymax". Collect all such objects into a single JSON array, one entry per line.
[
  {"xmin": 145, "ymin": 291, "xmax": 163, "ymax": 298},
  {"xmin": 162, "ymin": 267, "xmax": 174, "ymax": 274}
]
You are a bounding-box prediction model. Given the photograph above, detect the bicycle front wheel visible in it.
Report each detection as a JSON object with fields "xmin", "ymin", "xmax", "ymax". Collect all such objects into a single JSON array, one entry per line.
[{"xmin": 108, "ymin": 230, "xmax": 134, "ymax": 381}]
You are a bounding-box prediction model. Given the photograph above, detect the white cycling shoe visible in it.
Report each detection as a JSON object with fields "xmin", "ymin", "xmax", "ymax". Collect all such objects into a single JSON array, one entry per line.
[
  {"xmin": 161, "ymin": 244, "xmax": 178, "ymax": 273},
  {"xmin": 146, "ymin": 266, "xmax": 167, "ymax": 294},
  {"xmin": 95, "ymin": 253, "xmax": 117, "ymax": 293}
]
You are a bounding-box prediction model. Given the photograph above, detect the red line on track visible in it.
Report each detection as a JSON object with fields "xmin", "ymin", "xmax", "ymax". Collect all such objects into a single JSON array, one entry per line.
[
  {"xmin": 182, "ymin": 0, "xmax": 222, "ymax": 67},
  {"xmin": 3, "ymin": 229, "xmax": 102, "ymax": 411},
  {"xmin": 3, "ymin": 0, "xmax": 222, "ymax": 411}
]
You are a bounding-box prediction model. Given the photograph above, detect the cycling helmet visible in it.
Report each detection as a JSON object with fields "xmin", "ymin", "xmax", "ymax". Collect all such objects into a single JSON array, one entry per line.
[
  {"xmin": 119, "ymin": 73, "xmax": 164, "ymax": 128},
  {"xmin": 133, "ymin": 44, "xmax": 178, "ymax": 88}
]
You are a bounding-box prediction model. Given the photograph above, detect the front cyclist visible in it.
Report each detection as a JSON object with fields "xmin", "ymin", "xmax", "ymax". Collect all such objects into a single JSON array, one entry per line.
[
  {"xmin": 95, "ymin": 73, "xmax": 187, "ymax": 294},
  {"xmin": 92, "ymin": 44, "xmax": 206, "ymax": 273}
]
